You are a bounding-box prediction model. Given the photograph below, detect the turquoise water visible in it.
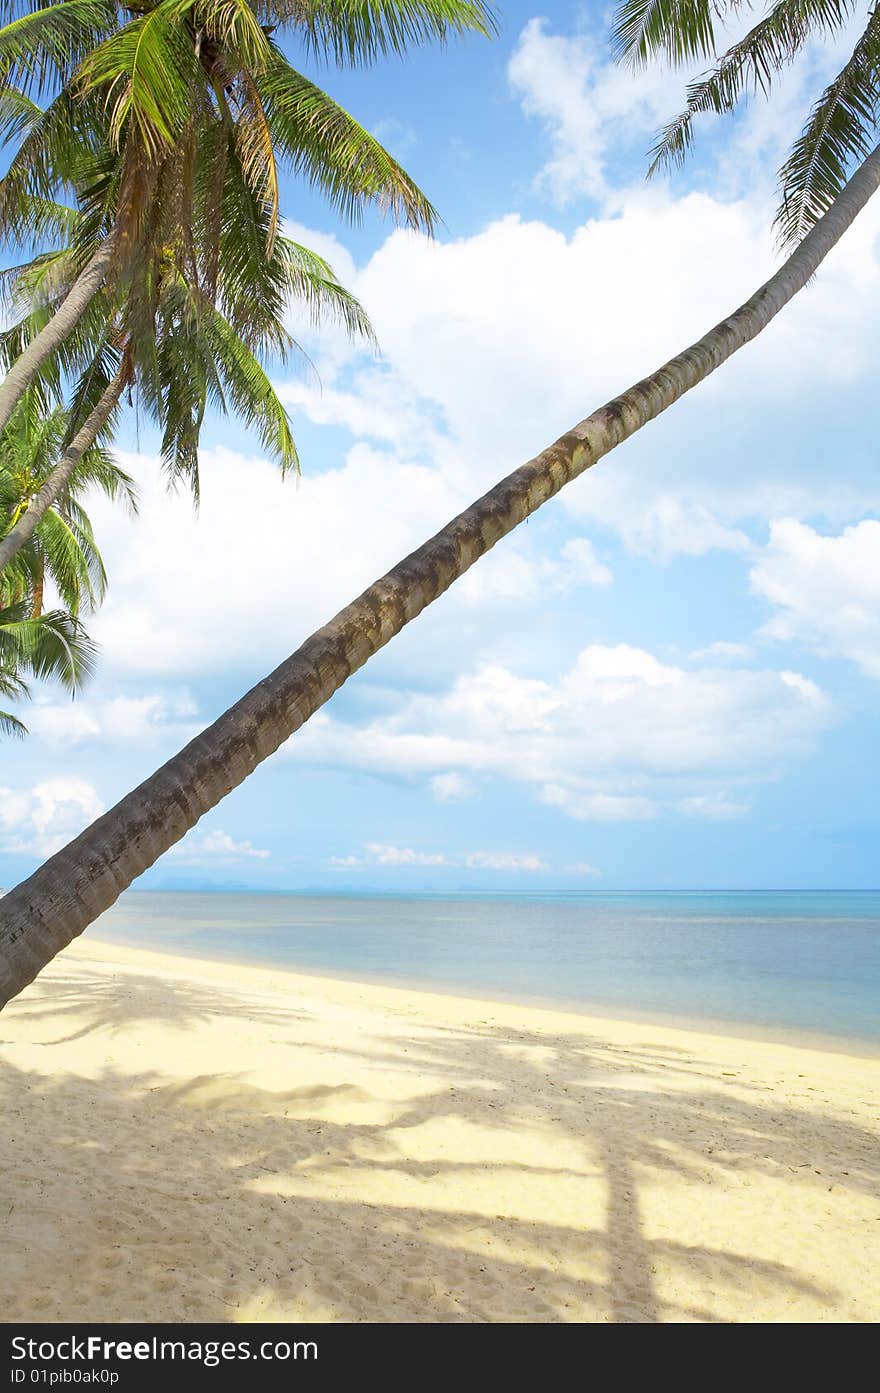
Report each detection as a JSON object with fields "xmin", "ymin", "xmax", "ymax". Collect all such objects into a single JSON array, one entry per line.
[{"xmin": 91, "ymin": 890, "xmax": 880, "ymax": 1043}]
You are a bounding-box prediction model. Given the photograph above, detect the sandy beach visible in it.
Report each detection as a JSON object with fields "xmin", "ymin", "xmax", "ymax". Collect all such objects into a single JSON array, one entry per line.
[{"xmin": 0, "ymin": 936, "xmax": 877, "ymax": 1324}]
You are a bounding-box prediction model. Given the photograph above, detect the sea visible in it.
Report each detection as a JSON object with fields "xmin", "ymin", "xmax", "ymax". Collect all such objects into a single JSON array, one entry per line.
[{"xmin": 89, "ymin": 889, "xmax": 880, "ymax": 1046}]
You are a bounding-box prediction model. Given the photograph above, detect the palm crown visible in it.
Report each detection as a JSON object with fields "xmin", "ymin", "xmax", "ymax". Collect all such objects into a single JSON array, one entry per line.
[
  {"xmin": 0, "ymin": 599, "xmax": 97, "ymax": 734},
  {"xmin": 0, "ymin": 0, "xmax": 496, "ymax": 443},
  {"xmin": 0, "ymin": 389, "xmax": 137, "ymax": 615},
  {"xmin": 0, "ymin": 387, "xmax": 136, "ymax": 735},
  {"xmin": 613, "ymin": 0, "xmax": 880, "ymax": 247},
  {"xmin": 0, "ymin": 203, "xmax": 373, "ymax": 491}
]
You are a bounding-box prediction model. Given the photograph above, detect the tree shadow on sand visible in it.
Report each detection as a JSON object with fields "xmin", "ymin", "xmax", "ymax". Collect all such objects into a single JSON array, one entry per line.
[
  {"xmin": 0, "ymin": 962, "xmax": 305, "ymax": 1045},
  {"xmin": 1, "ymin": 972, "xmax": 877, "ymax": 1323}
]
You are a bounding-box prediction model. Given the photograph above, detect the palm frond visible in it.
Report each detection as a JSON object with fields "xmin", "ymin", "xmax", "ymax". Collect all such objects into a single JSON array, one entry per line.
[
  {"xmin": 281, "ymin": 236, "xmax": 377, "ymax": 344},
  {"xmin": 0, "ymin": 705, "xmax": 27, "ymax": 736},
  {"xmin": 776, "ymin": 9, "xmax": 880, "ymax": 245},
  {"xmin": 647, "ymin": 0, "xmax": 861, "ymax": 172},
  {"xmin": 0, "ymin": 601, "xmax": 97, "ymax": 690},
  {"xmin": 0, "ymin": 0, "xmax": 118, "ymax": 98},
  {"xmin": 62, "ymin": 443, "xmax": 139, "ymax": 513},
  {"xmin": 203, "ymin": 302, "xmax": 298, "ymax": 472},
  {"xmin": 612, "ymin": 0, "xmax": 719, "ymax": 68},
  {"xmin": 0, "ymin": 88, "xmax": 110, "ymax": 247},
  {"xmin": 78, "ymin": 6, "xmax": 202, "ymax": 159},
  {"xmin": 33, "ymin": 506, "xmax": 106, "ymax": 612},
  {"xmin": 183, "ymin": 0, "xmax": 273, "ymax": 69},
  {"xmin": 258, "ymin": 0, "xmax": 497, "ymax": 67},
  {"xmin": 256, "ymin": 48, "xmax": 438, "ymax": 230},
  {"xmin": 235, "ymin": 70, "xmax": 281, "ymax": 255}
]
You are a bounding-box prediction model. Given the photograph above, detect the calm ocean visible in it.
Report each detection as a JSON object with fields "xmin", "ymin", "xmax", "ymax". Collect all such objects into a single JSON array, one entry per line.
[{"xmin": 89, "ymin": 889, "xmax": 880, "ymax": 1044}]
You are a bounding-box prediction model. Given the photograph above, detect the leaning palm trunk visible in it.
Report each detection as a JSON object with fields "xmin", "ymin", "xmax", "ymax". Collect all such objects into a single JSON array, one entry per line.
[
  {"xmin": 0, "ymin": 233, "xmax": 119, "ymax": 439},
  {"xmin": 3, "ymin": 146, "xmax": 880, "ymax": 1007},
  {"xmin": 0, "ymin": 365, "xmax": 126, "ymax": 574}
]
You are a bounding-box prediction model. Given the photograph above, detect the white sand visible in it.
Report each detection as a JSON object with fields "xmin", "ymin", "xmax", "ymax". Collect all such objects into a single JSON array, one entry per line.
[{"xmin": 0, "ymin": 936, "xmax": 877, "ymax": 1323}]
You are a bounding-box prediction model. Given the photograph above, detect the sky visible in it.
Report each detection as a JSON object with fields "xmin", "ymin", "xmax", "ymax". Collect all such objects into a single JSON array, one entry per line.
[{"xmin": 2, "ymin": 2, "xmax": 880, "ymax": 892}]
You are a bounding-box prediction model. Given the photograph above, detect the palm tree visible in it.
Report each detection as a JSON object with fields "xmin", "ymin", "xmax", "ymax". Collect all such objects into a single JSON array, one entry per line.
[
  {"xmin": 0, "ymin": 391, "xmax": 138, "ymax": 617},
  {"xmin": 0, "ymin": 180, "xmax": 373, "ymax": 569},
  {"xmin": 0, "ymin": 389, "xmax": 132, "ymax": 734},
  {"xmin": 2, "ymin": 141, "xmax": 880, "ymax": 1005},
  {"xmin": 0, "ymin": 364, "xmax": 129, "ymax": 574},
  {"xmin": 0, "ymin": 602, "xmax": 97, "ymax": 736},
  {"xmin": 0, "ymin": 0, "xmax": 495, "ymax": 433}
]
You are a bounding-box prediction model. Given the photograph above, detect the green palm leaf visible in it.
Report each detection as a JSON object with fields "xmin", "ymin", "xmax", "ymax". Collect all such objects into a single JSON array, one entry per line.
[
  {"xmin": 0, "ymin": 0, "xmax": 118, "ymax": 97},
  {"xmin": 264, "ymin": 0, "xmax": 497, "ymax": 67},
  {"xmin": 777, "ymin": 10, "xmax": 880, "ymax": 246},
  {"xmin": 612, "ymin": 0, "xmax": 718, "ymax": 68},
  {"xmin": 0, "ymin": 601, "xmax": 97, "ymax": 691},
  {"xmin": 647, "ymin": 0, "xmax": 860, "ymax": 173},
  {"xmin": 78, "ymin": 5, "xmax": 203, "ymax": 158},
  {"xmin": 256, "ymin": 48, "xmax": 437, "ymax": 228}
]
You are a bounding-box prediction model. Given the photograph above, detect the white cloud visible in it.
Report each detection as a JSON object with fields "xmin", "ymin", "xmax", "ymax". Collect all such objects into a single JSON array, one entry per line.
[
  {"xmin": 751, "ymin": 519, "xmax": 880, "ymax": 676},
  {"xmin": 86, "ymin": 435, "xmax": 614, "ymax": 680},
  {"xmin": 329, "ymin": 843, "xmax": 549, "ymax": 872},
  {"xmin": 363, "ymin": 842, "xmax": 448, "ymax": 867},
  {"xmin": 557, "ymin": 537, "xmax": 613, "ymax": 587},
  {"xmin": 691, "ymin": 641, "xmax": 755, "ymax": 663},
  {"xmin": 89, "ymin": 443, "xmax": 464, "ymax": 676},
  {"xmin": 430, "ymin": 772, "xmax": 472, "ymax": 802},
  {"xmin": 590, "ymin": 495, "xmax": 750, "ymax": 562},
  {"xmin": 778, "ymin": 669, "xmax": 827, "ymax": 706},
  {"xmin": 541, "ymin": 786, "xmax": 659, "ymax": 822},
  {"xmin": 25, "ymin": 692, "xmax": 198, "ymax": 746},
  {"xmin": 353, "ymin": 196, "xmax": 780, "ymax": 481},
  {"xmin": 285, "ymin": 643, "xmax": 833, "ymax": 821},
  {"xmin": 508, "ymin": 18, "xmax": 678, "ymax": 204},
  {"xmin": 507, "ymin": 16, "xmax": 866, "ymax": 211},
  {"xmin": 169, "ymin": 829, "xmax": 270, "ymax": 863},
  {"xmin": 677, "ymin": 792, "xmax": 750, "ymax": 821},
  {"xmin": 462, "ymin": 850, "xmax": 548, "ymax": 871},
  {"xmin": 268, "ymin": 20, "xmax": 880, "ymax": 576},
  {"xmin": 566, "ymin": 861, "xmax": 602, "ymax": 877},
  {"xmin": 281, "ymin": 186, "xmax": 880, "ymax": 576},
  {"xmin": 0, "ymin": 778, "xmax": 104, "ymax": 857},
  {"xmin": 562, "ymin": 444, "xmax": 880, "ymax": 565},
  {"xmin": 457, "ymin": 535, "xmax": 612, "ymax": 602},
  {"xmin": 371, "ymin": 117, "xmax": 416, "ymax": 157},
  {"xmin": 276, "ymin": 372, "xmax": 439, "ymax": 455}
]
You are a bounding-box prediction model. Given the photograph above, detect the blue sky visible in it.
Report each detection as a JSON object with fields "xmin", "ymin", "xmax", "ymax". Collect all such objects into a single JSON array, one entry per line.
[{"xmin": 2, "ymin": 2, "xmax": 880, "ymax": 891}]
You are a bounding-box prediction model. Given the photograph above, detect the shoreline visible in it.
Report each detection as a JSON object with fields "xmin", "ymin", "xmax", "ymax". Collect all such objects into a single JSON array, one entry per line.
[
  {"xmin": 2, "ymin": 936, "xmax": 878, "ymax": 1323},
  {"xmin": 88, "ymin": 929, "xmax": 880, "ymax": 1059}
]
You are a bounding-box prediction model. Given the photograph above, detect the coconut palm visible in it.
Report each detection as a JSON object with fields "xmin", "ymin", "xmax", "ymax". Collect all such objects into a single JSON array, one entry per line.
[
  {"xmin": 0, "ymin": 390, "xmax": 138, "ymax": 618},
  {"xmin": 0, "ymin": 171, "xmax": 373, "ymax": 568},
  {"xmin": 2, "ymin": 142, "xmax": 880, "ymax": 1005},
  {"xmin": 0, "ymin": 389, "xmax": 130, "ymax": 735},
  {"xmin": 0, "ymin": 0, "xmax": 495, "ymax": 433},
  {"xmin": 0, "ymin": 601, "xmax": 97, "ymax": 736}
]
